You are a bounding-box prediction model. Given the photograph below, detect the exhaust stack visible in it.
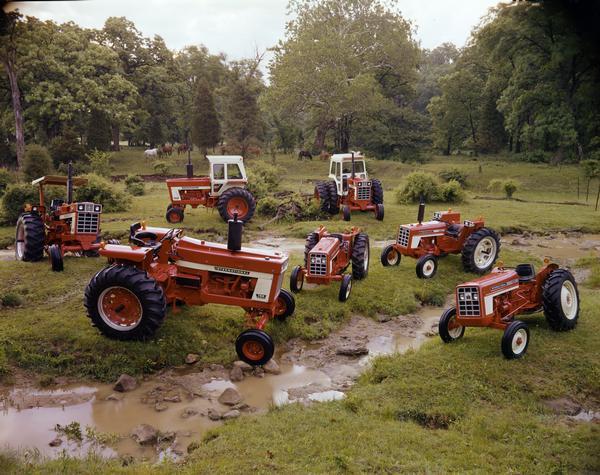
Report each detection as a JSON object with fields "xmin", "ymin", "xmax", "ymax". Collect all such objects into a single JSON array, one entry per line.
[
  {"xmin": 227, "ymin": 213, "xmax": 243, "ymax": 251},
  {"xmin": 67, "ymin": 161, "xmax": 73, "ymax": 204},
  {"xmin": 417, "ymin": 195, "xmax": 425, "ymax": 224},
  {"xmin": 351, "ymin": 152, "xmax": 355, "ymax": 179}
]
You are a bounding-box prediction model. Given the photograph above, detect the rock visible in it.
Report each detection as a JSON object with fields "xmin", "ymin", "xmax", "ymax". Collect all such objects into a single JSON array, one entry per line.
[
  {"xmin": 232, "ymin": 402, "xmax": 250, "ymax": 411},
  {"xmin": 376, "ymin": 313, "xmax": 392, "ymax": 323},
  {"xmin": 185, "ymin": 354, "xmax": 200, "ymax": 365},
  {"xmin": 180, "ymin": 407, "xmax": 198, "ymax": 419},
  {"xmin": 263, "ymin": 359, "xmax": 281, "ymax": 375},
  {"xmin": 336, "ymin": 345, "xmax": 369, "ymax": 357},
  {"xmin": 187, "ymin": 441, "xmax": 200, "ymax": 454},
  {"xmin": 170, "ymin": 439, "xmax": 186, "ymax": 456},
  {"xmin": 158, "ymin": 431, "xmax": 176, "ymax": 443},
  {"xmin": 155, "ymin": 402, "xmax": 168, "ymax": 412},
  {"xmin": 209, "ymin": 363, "xmax": 224, "ymax": 371},
  {"xmin": 207, "ymin": 408, "xmax": 222, "ymax": 421},
  {"xmin": 131, "ymin": 424, "xmax": 158, "ymax": 445},
  {"xmin": 543, "ymin": 398, "xmax": 582, "ymax": 416},
  {"xmin": 113, "ymin": 374, "xmax": 137, "ymax": 392},
  {"xmin": 253, "ymin": 367, "xmax": 265, "ymax": 378},
  {"xmin": 106, "ymin": 393, "xmax": 122, "ymax": 401},
  {"xmin": 49, "ymin": 437, "xmax": 62, "ymax": 447},
  {"xmin": 233, "ymin": 360, "xmax": 253, "ymax": 373},
  {"xmin": 222, "ymin": 409, "xmax": 241, "ymax": 420},
  {"xmin": 163, "ymin": 395, "xmax": 181, "ymax": 403},
  {"xmin": 230, "ymin": 366, "xmax": 244, "ymax": 382},
  {"xmin": 510, "ymin": 238, "xmax": 526, "ymax": 246},
  {"xmin": 218, "ymin": 387, "xmax": 242, "ymax": 406}
]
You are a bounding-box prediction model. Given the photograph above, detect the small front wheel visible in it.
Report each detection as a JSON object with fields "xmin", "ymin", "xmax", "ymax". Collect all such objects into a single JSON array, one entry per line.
[
  {"xmin": 290, "ymin": 265, "xmax": 304, "ymax": 293},
  {"xmin": 438, "ymin": 307, "xmax": 465, "ymax": 343},
  {"xmin": 49, "ymin": 244, "xmax": 64, "ymax": 272},
  {"xmin": 501, "ymin": 320, "xmax": 530, "ymax": 359},
  {"xmin": 342, "ymin": 205, "xmax": 351, "ymax": 221},
  {"xmin": 274, "ymin": 289, "xmax": 296, "ymax": 321},
  {"xmin": 416, "ymin": 254, "xmax": 438, "ymax": 279},
  {"xmin": 381, "ymin": 244, "xmax": 401, "ymax": 267},
  {"xmin": 166, "ymin": 206, "xmax": 184, "ymax": 224},
  {"xmin": 375, "ymin": 203, "xmax": 384, "ymax": 221},
  {"xmin": 339, "ymin": 274, "xmax": 352, "ymax": 302},
  {"xmin": 235, "ymin": 329, "xmax": 274, "ymax": 366}
]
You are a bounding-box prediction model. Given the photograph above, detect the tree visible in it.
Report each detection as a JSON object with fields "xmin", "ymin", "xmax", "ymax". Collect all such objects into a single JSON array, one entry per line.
[
  {"xmin": 191, "ymin": 79, "xmax": 220, "ymax": 154},
  {"xmin": 87, "ymin": 109, "xmax": 112, "ymax": 151},
  {"xmin": 222, "ymin": 77, "xmax": 262, "ymax": 155}
]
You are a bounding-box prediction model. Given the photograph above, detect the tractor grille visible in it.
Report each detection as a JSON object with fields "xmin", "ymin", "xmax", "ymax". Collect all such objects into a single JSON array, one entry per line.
[
  {"xmin": 76, "ymin": 212, "xmax": 99, "ymax": 234},
  {"xmin": 457, "ymin": 287, "xmax": 481, "ymax": 317},
  {"xmin": 397, "ymin": 226, "xmax": 410, "ymax": 247},
  {"xmin": 309, "ymin": 253, "xmax": 327, "ymax": 276},
  {"xmin": 357, "ymin": 181, "xmax": 371, "ymax": 201}
]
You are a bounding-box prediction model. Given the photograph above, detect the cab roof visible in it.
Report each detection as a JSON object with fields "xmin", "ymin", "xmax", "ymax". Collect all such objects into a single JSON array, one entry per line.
[
  {"xmin": 206, "ymin": 155, "xmax": 244, "ymax": 164},
  {"xmin": 331, "ymin": 152, "xmax": 365, "ymax": 162},
  {"xmin": 31, "ymin": 175, "xmax": 88, "ymax": 187}
]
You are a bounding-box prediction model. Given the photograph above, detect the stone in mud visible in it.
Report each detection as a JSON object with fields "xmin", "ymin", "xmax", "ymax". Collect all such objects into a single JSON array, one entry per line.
[
  {"xmin": 253, "ymin": 367, "xmax": 265, "ymax": 378},
  {"xmin": 222, "ymin": 409, "xmax": 241, "ymax": 420},
  {"xmin": 233, "ymin": 402, "xmax": 250, "ymax": 411},
  {"xmin": 543, "ymin": 398, "xmax": 582, "ymax": 416},
  {"xmin": 155, "ymin": 402, "xmax": 168, "ymax": 412},
  {"xmin": 106, "ymin": 393, "xmax": 122, "ymax": 401},
  {"xmin": 376, "ymin": 313, "xmax": 392, "ymax": 323},
  {"xmin": 113, "ymin": 374, "xmax": 137, "ymax": 392},
  {"xmin": 185, "ymin": 353, "xmax": 200, "ymax": 365},
  {"xmin": 49, "ymin": 437, "xmax": 62, "ymax": 447},
  {"xmin": 131, "ymin": 424, "xmax": 158, "ymax": 445},
  {"xmin": 180, "ymin": 407, "xmax": 199, "ymax": 419},
  {"xmin": 209, "ymin": 363, "xmax": 224, "ymax": 371},
  {"xmin": 263, "ymin": 359, "xmax": 281, "ymax": 375},
  {"xmin": 207, "ymin": 408, "xmax": 222, "ymax": 421},
  {"xmin": 218, "ymin": 387, "xmax": 242, "ymax": 406},
  {"xmin": 158, "ymin": 431, "xmax": 176, "ymax": 443},
  {"xmin": 163, "ymin": 394, "xmax": 181, "ymax": 403},
  {"xmin": 336, "ymin": 344, "xmax": 369, "ymax": 357},
  {"xmin": 230, "ymin": 365, "xmax": 244, "ymax": 382},
  {"xmin": 510, "ymin": 238, "xmax": 526, "ymax": 246},
  {"xmin": 233, "ymin": 360, "xmax": 253, "ymax": 373},
  {"xmin": 170, "ymin": 439, "xmax": 186, "ymax": 456}
]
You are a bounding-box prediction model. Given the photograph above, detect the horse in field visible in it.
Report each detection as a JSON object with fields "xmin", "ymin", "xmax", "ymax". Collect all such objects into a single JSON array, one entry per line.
[
  {"xmin": 177, "ymin": 144, "xmax": 189, "ymax": 155},
  {"xmin": 144, "ymin": 148, "xmax": 158, "ymax": 158},
  {"xmin": 161, "ymin": 144, "xmax": 173, "ymax": 156},
  {"xmin": 298, "ymin": 150, "xmax": 313, "ymax": 160}
]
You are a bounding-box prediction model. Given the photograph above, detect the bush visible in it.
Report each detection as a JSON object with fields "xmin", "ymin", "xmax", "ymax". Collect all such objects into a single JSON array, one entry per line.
[
  {"xmin": 0, "ymin": 168, "xmax": 15, "ymax": 197},
  {"xmin": 247, "ymin": 161, "xmax": 282, "ymax": 199},
  {"xmin": 1, "ymin": 293, "xmax": 23, "ymax": 307},
  {"xmin": 438, "ymin": 180, "xmax": 465, "ymax": 203},
  {"xmin": 522, "ymin": 150, "xmax": 550, "ymax": 163},
  {"xmin": 48, "ymin": 129, "xmax": 87, "ymax": 167},
  {"xmin": 439, "ymin": 168, "xmax": 468, "ymax": 187},
  {"xmin": 1, "ymin": 184, "xmax": 65, "ymax": 224},
  {"xmin": 87, "ymin": 149, "xmax": 112, "ymax": 177},
  {"xmin": 23, "ymin": 145, "xmax": 53, "ymax": 181},
  {"xmin": 488, "ymin": 178, "xmax": 519, "ymax": 199},
  {"xmin": 257, "ymin": 196, "xmax": 279, "ymax": 216},
  {"xmin": 153, "ymin": 161, "xmax": 169, "ymax": 175},
  {"xmin": 395, "ymin": 172, "xmax": 440, "ymax": 203},
  {"xmin": 124, "ymin": 174, "xmax": 145, "ymax": 196},
  {"xmin": 74, "ymin": 174, "xmax": 130, "ymax": 212},
  {"xmin": 0, "ymin": 141, "xmax": 16, "ymax": 168}
]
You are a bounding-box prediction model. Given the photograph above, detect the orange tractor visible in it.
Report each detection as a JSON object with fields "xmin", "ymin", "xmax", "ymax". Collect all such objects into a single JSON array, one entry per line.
[
  {"xmin": 165, "ymin": 154, "xmax": 256, "ymax": 224},
  {"xmin": 84, "ymin": 216, "xmax": 295, "ymax": 366},
  {"xmin": 438, "ymin": 260, "xmax": 580, "ymax": 359},
  {"xmin": 289, "ymin": 226, "xmax": 369, "ymax": 301},
  {"xmin": 15, "ymin": 163, "xmax": 116, "ymax": 271},
  {"xmin": 315, "ymin": 152, "xmax": 384, "ymax": 221},
  {"xmin": 380, "ymin": 198, "xmax": 500, "ymax": 278}
]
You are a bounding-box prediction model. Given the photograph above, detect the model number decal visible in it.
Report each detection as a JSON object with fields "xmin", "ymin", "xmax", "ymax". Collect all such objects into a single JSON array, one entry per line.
[
  {"xmin": 491, "ymin": 279, "xmax": 518, "ymax": 291},
  {"xmin": 214, "ymin": 266, "xmax": 250, "ymax": 276}
]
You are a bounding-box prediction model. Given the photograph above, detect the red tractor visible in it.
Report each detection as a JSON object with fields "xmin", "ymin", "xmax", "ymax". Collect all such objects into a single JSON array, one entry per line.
[
  {"xmin": 289, "ymin": 226, "xmax": 370, "ymax": 302},
  {"xmin": 438, "ymin": 260, "xmax": 580, "ymax": 359},
  {"xmin": 314, "ymin": 152, "xmax": 384, "ymax": 222},
  {"xmin": 15, "ymin": 163, "xmax": 115, "ymax": 272},
  {"xmin": 84, "ymin": 216, "xmax": 295, "ymax": 367},
  {"xmin": 380, "ymin": 198, "xmax": 500, "ymax": 278},
  {"xmin": 164, "ymin": 154, "xmax": 256, "ymax": 224}
]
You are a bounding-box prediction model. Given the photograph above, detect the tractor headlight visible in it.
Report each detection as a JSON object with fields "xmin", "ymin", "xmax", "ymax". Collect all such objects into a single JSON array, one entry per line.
[
  {"xmin": 78, "ymin": 204, "xmax": 85, "ymax": 211},
  {"xmin": 311, "ymin": 256, "xmax": 325, "ymax": 264},
  {"xmin": 459, "ymin": 291, "xmax": 478, "ymax": 301},
  {"xmin": 94, "ymin": 204, "xmax": 102, "ymax": 213}
]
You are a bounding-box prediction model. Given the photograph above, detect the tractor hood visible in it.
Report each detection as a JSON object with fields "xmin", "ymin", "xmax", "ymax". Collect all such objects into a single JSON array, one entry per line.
[{"xmin": 459, "ymin": 267, "xmax": 519, "ymax": 289}]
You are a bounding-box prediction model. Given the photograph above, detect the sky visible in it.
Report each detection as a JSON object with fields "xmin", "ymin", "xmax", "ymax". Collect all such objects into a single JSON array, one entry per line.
[{"xmin": 7, "ymin": 0, "xmax": 504, "ymax": 61}]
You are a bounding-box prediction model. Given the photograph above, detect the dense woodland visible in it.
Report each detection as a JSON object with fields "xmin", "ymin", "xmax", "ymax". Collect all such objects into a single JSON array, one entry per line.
[{"xmin": 0, "ymin": 0, "xmax": 599, "ymax": 170}]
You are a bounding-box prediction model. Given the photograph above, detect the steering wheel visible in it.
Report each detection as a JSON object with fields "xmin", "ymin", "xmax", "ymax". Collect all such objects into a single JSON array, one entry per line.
[{"xmin": 130, "ymin": 231, "xmax": 158, "ymax": 247}]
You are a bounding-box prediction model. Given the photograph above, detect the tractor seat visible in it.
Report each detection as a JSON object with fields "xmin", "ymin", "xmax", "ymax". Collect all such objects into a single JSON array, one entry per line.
[
  {"xmin": 515, "ymin": 264, "xmax": 535, "ymax": 282},
  {"xmin": 445, "ymin": 224, "xmax": 462, "ymax": 238},
  {"xmin": 131, "ymin": 231, "xmax": 159, "ymax": 247},
  {"xmin": 50, "ymin": 199, "xmax": 64, "ymax": 211}
]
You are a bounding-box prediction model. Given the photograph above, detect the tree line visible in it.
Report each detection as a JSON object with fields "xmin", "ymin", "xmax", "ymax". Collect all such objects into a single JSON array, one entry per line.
[{"xmin": 1, "ymin": 0, "xmax": 599, "ymax": 170}]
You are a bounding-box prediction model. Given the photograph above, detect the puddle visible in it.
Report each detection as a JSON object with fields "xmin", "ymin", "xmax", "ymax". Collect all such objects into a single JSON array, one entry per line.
[
  {"xmin": 504, "ymin": 233, "xmax": 600, "ymax": 265},
  {"xmin": 570, "ymin": 410, "xmax": 600, "ymax": 423}
]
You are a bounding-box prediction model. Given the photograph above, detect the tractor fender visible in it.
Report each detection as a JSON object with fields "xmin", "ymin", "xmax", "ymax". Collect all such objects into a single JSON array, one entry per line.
[{"xmin": 99, "ymin": 244, "xmax": 152, "ymax": 263}]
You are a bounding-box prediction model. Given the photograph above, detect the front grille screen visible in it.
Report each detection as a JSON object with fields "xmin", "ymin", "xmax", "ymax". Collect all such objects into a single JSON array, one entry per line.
[
  {"xmin": 309, "ymin": 253, "xmax": 327, "ymax": 275},
  {"xmin": 77, "ymin": 212, "xmax": 99, "ymax": 234},
  {"xmin": 357, "ymin": 181, "xmax": 371, "ymax": 201},
  {"xmin": 457, "ymin": 286, "xmax": 481, "ymax": 316},
  {"xmin": 397, "ymin": 226, "xmax": 410, "ymax": 247}
]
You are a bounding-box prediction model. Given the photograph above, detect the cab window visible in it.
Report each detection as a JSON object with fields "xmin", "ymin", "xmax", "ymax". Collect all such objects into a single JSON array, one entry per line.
[
  {"xmin": 342, "ymin": 161, "xmax": 365, "ymax": 174},
  {"xmin": 213, "ymin": 163, "xmax": 225, "ymax": 180},
  {"xmin": 330, "ymin": 161, "xmax": 336, "ymax": 176},
  {"xmin": 227, "ymin": 164, "xmax": 243, "ymax": 179}
]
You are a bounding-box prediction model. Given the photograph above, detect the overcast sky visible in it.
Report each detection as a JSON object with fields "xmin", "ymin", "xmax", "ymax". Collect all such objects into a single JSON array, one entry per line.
[{"xmin": 8, "ymin": 0, "xmax": 504, "ymax": 61}]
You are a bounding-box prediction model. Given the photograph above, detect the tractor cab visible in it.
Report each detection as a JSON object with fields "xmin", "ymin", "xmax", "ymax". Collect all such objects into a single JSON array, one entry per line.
[
  {"xmin": 328, "ymin": 152, "xmax": 369, "ymax": 198},
  {"xmin": 207, "ymin": 155, "xmax": 247, "ymax": 195}
]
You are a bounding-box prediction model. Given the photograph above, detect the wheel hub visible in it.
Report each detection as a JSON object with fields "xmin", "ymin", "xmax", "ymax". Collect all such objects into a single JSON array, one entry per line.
[
  {"xmin": 242, "ymin": 341, "xmax": 264, "ymax": 361},
  {"xmin": 227, "ymin": 197, "xmax": 249, "ymax": 218},
  {"xmin": 474, "ymin": 237, "xmax": 496, "ymax": 268},
  {"xmin": 98, "ymin": 286, "xmax": 143, "ymax": 330}
]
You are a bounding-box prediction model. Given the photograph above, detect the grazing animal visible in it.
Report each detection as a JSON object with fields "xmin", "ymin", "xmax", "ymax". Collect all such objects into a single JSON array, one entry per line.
[
  {"xmin": 161, "ymin": 144, "xmax": 173, "ymax": 156},
  {"xmin": 298, "ymin": 150, "xmax": 313, "ymax": 160},
  {"xmin": 144, "ymin": 148, "xmax": 158, "ymax": 158},
  {"xmin": 177, "ymin": 143, "xmax": 188, "ymax": 155},
  {"xmin": 319, "ymin": 150, "xmax": 331, "ymax": 161}
]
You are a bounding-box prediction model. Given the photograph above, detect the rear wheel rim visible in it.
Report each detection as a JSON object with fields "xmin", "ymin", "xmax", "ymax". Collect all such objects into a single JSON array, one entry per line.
[
  {"xmin": 511, "ymin": 328, "xmax": 528, "ymax": 355},
  {"xmin": 474, "ymin": 237, "xmax": 496, "ymax": 269},
  {"xmin": 561, "ymin": 281, "xmax": 578, "ymax": 319},
  {"xmin": 363, "ymin": 246, "xmax": 369, "ymax": 271},
  {"xmin": 15, "ymin": 222, "xmax": 24, "ymax": 259},
  {"xmin": 345, "ymin": 279, "xmax": 352, "ymax": 299},
  {"xmin": 422, "ymin": 259, "xmax": 436, "ymax": 277},
  {"xmin": 448, "ymin": 316, "xmax": 463, "ymax": 339},
  {"xmin": 98, "ymin": 286, "xmax": 143, "ymax": 331},
  {"xmin": 296, "ymin": 271, "xmax": 303, "ymax": 290},
  {"xmin": 168, "ymin": 210, "xmax": 182, "ymax": 223},
  {"xmin": 242, "ymin": 340, "xmax": 265, "ymax": 361},
  {"xmin": 386, "ymin": 248, "xmax": 399, "ymax": 265},
  {"xmin": 227, "ymin": 197, "xmax": 249, "ymax": 219}
]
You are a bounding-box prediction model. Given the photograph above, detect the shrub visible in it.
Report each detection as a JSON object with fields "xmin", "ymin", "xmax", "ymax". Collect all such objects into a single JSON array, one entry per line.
[
  {"xmin": 247, "ymin": 161, "xmax": 282, "ymax": 199},
  {"xmin": 395, "ymin": 172, "xmax": 440, "ymax": 203},
  {"xmin": 257, "ymin": 196, "xmax": 279, "ymax": 216},
  {"xmin": 23, "ymin": 145, "xmax": 53, "ymax": 181},
  {"xmin": 522, "ymin": 150, "xmax": 550, "ymax": 163},
  {"xmin": 87, "ymin": 149, "xmax": 112, "ymax": 177},
  {"xmin": 57, "ymin": 160, "xmax": 91, "ymax": 175},
  {"xmin": 488, "ymin": 178, "xmax": 519, "ymax": 199},
  {"xmin": 1, "ymin": 184, "xmax": 64, "ymax": 224},
  {"xmin": 1, "ymin": 293, "xmax": 23, "ymax": 307},
  {"xmin": 124, "ymin": 175, "xmax": 145, "ymax": 196},
  {"xmin": 438, "ymin": 180, "xmax": 465, "ymax": 203},
  {"xmin": 0, "ymin": 168, "xmax": 15, "ymax": 197},
  {"xmin": 439, "ymin": 168, "xmax": 468, "ymax": 187},
  {"xmin": 0, "ymin": 141, "xmax": 16, "ymax": 168},
  {"xmin": 153, "ymin": 161, "xmax": 169, "ymax": 175},
  {"xmin": 48, "ymin": 129, "xmax": 87, "ymax": 167},
  {"xmin": 74, "ymin": 174, "xmax": 131, "ymax": 212}
]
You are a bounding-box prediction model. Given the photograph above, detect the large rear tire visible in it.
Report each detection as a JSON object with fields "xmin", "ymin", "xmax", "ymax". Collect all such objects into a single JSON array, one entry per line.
[
  {"xmin": 371, "ymin": 179, "xmax": 384, "ymax": 205},
  {"xmin": 217, "ymin": 188, "xmax": 256, "ymax": 222},
  {"xmin": 542, "ymin": 269, "xmax": 579, "ymax": 331},
  {"xmin": 304, "ymin": 232, "xmax": 320, "ymax": 267},
  {"xmin": 461, "ymin": 228, "xmax": 500, "ymax": 274},
  {"xmin": 315, "ymin": 182, "xmax": 332, "ymax": 214},
  {"xmin": 235, "ymin": 329, "xmax": 274, "ymax": 366},
  {"xmin": 166, "ymin": 206, "xmax": 184, "ymax": 224},
  {"xmin": 325, "ymin": 181, "xmax": 340, "ymax": 214},
  {"xmin": 351, "ymin": 233, "xmax": 370, "ymax": 280},
  {"xmin": 84, "ymin": 265, "xmax": 166, "ymax": 340},
  {"xmin": 15, "ymin": 213, "xmax": 45, "ymax": 262}
]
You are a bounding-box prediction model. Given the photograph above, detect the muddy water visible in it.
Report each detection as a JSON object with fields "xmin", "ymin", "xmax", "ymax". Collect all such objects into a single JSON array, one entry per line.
[
  {"xmin": 504, "ymin": 233, "xmax": 600, "ymax": 265},
  {"xmin": 0, "ymin": 307, "xmax": 440, "ymax": 461}
]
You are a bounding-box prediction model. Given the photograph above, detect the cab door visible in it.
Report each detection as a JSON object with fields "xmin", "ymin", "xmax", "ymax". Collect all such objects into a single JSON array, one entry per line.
[{"xmin": 210, "ymin": 162, "xmax": 226, "ymax": 194}]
